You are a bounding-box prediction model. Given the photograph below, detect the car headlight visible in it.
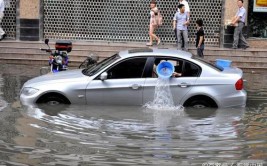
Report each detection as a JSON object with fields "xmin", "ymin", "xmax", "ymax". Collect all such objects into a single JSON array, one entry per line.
[{"xmin": 21, "ymin": 87, "xmax": 39, "ymax": 96}]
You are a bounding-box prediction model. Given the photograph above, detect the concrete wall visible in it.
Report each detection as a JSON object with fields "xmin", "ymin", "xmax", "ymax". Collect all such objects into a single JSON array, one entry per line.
[
  {"xmin": 20, "ymin": 0, "xmax": 39, "ymax": 19},
  {"xmin": 18, "ymin": 0, "xmax": 41, "ymax": 41}
]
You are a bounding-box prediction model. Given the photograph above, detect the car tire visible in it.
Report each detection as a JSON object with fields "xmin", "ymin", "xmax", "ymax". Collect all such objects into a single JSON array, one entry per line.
[
  {"xmin": 188, "ymin": 100, "xmax": 211, "ymax": 109},
  {"xmin": 37, "ymin": 94, "xmax": 70, "ymax": 105},
  {"xmin": 184, "ymin": 96, "xmax": 217, "ymax": 109}
]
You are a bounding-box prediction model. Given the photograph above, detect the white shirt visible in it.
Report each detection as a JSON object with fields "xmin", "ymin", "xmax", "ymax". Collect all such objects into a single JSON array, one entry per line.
[
  {"xmin": 178, "ymin": 0, "xmax": 190, "ymax": 13},
  {"xmin": 0, "ymin": 0, "xmax": 5, "ymax": 13},
  {"xmin": 236, "ymin": 6, "xmax": 246, "ymax": 23}
]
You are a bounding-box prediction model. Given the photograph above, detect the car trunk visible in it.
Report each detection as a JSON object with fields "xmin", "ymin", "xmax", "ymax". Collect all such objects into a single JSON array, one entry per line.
[{"xmin": 221, "ymin": 67, "xmax": 243, "ymax": 77}]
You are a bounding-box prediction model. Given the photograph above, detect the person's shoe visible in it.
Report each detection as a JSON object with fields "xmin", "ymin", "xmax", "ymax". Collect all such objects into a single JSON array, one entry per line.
[
  {"xmin": 0, "ymin": 34, "xmax": 6, "ymax": 41},
  {"xmin": 157, "ymin": 39, "xmax": 161, "ymax": 45},
  {"xmin": 243, "ymin": 45, "xmax": 249, "ymax": 50},
  {"xmin": 232, "ymin": 46, "xmax": 238, "ymax": 49},
  {"xmin": 146, "ymin": 42, "xmax": 153, "ymax": 46},
  {"xmin": 2, "ymin": 33, "xmax": 6, "ymax": 39}
]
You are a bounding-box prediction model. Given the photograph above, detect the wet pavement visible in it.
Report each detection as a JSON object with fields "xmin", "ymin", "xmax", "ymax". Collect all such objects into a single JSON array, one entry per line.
[{"xmin": 0, "ymin": 64, "xmax": 266, "ymax": 166}]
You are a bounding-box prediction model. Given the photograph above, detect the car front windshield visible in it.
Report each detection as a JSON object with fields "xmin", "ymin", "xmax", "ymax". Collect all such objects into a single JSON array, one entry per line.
[{"xmin": 82, "ymin": 54, "xmax": 120, "ymax": 76}]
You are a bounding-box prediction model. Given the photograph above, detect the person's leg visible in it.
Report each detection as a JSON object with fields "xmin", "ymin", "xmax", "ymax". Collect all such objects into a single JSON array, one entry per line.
[
  {"xmin": 177, "ymin": 29, "xmax": 182, "ymax": 49},
  {"xmin": 151, "ymin": 35, "xmax": 159, "ymax": 44},
  {"xmin": 147, "ymin": 24, "xmax": 154, "ymax": 45},
  {"xmin": 174, "ymin": 28, "xmax": 178, "ymax": 43},
  {"xmin": 182, "ymin": 30, "xmax": 189, "ymax": 51},
  {"xmin": 233, "ymin": 25, "xmax": 241, "ymax": 48},
  {"xmin": 238, "ymin": 23, "xmax": 249, "ymax": 48},
  {"xmin": 197, "ymin": 44, "xmax": 204, "ymax": 58},
  {"xmin": 0, "ymin": 13, "xmax": 5, "ymax": 38},
  {"xmin": 181, "ymin": 33, "xmax": 185, "ymax": 49},
  {"xmin": 201, "ymin": 44, "xmax": 204, "ymax": 58},
  {"xmin": 151, "ymin": 26, "xmax": 160, "ymax": 45}
]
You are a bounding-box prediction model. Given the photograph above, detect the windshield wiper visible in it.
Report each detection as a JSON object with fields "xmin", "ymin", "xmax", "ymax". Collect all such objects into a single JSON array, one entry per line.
[
  {"xmin": 82, "ymin": 64, "xmax": 97, "ymax": 76},
  {"xmin": 89, "ymin": 63, "xmax": 106, "ymax": 76}
]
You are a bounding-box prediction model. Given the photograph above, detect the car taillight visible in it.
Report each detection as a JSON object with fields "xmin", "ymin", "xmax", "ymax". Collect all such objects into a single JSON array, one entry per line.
[{"xmin": 235, "ymin": 78, "xmax": 243, "ymax": 90}]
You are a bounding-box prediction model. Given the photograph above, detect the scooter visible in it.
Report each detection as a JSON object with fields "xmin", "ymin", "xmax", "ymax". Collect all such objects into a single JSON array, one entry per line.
[{"xmin": 40, "ymin": 39, "xmax": 72, "ymax": 75}]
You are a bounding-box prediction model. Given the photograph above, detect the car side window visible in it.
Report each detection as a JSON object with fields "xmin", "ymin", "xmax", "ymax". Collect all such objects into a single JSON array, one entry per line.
[
  {"xmin": 182, "ymin": 61, "xmax": 200, "ymax": 77},
  {"xmin": 107, "ymin": 58, "xmax": 147, "ymax": 79}
]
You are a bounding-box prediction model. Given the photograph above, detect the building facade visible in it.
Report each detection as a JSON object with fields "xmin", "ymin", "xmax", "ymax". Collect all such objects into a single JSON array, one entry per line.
[{"xmin": 1, "ymin": 0, "xmax": 267, "ymax": 47}]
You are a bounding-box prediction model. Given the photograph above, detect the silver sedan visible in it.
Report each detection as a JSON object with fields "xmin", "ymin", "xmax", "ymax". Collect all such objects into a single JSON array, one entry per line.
[{"xmin": 20, "ymin": 48, "xmax": 247, "ymax": 108}]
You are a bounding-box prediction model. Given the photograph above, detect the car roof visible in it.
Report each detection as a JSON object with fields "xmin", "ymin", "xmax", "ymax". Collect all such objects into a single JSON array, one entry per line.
[{"xmin": 118, "ymin": 48, "xmax": 192, "ymax": 60}]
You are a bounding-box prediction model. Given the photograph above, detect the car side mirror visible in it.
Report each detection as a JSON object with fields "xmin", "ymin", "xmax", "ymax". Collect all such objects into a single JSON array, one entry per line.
[
  {"xmin": 45, "ymin": 39, "xmax": 49, "ymax": 45},
  {"xmin": 100, "ymin": 72, "xmax": 108, "ymax": 81}
]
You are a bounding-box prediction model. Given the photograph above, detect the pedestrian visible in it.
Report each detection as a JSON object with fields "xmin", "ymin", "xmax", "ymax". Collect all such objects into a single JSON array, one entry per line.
[
  {"xmin": 0, "ymin": 0, "xmax": 6, "ymax": 41},
  {"xmin": 173, "ymin": 4, "xmax": 190, "ymax": 51},
  {"xmin": 146, "ymin": 0, "xmax": 161, "ymax": 46},
  {"xmin": 230, "ymin": 0, "xmax": 249, "ymax": 49},
  {"xmin": 196, "ymin": 19, "xmax": 205, "ymax": 58},
  {"xmin": 174, "ymin": 0, "xmax": 190, "ymax": 47}
]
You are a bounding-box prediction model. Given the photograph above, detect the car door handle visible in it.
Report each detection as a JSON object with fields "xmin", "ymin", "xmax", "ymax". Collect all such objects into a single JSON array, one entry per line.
[
  {"xmin": 131, "ymin": 84, "xmax": 142, "ymax": 90},
  {"xmin": 178, "ymin": 83, "xmax": 190, "ymax": 88}
]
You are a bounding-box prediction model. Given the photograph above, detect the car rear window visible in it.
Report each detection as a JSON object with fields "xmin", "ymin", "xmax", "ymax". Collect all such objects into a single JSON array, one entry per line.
[{"xmin": 193, "ymin": 57, "xmax": 223, "ymax": 72}]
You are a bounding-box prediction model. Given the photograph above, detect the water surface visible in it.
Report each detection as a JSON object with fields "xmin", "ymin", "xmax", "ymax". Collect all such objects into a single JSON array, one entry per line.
[{"xmin": 0, "ymin": 64, "xmax": 266, "ymax": 166}]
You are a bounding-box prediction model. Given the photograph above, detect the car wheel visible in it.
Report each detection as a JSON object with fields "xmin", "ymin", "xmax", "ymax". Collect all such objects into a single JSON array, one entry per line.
[
  {"xmin": 184, "ymin": 96, "xmax": 217, "ymax": 109},
  {"xmin": 189, "ymin": 100, "xmax": 211, "ymax": 109},
  {"xmin": 37, "ymin": 93, "xmax": 70, "ymax": 105}
]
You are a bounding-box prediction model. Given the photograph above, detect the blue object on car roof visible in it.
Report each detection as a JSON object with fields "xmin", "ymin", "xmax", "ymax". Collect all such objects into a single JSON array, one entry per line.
[{"xmin": 216, "ymin": 59, "xmax": 232, "ymax": 69}]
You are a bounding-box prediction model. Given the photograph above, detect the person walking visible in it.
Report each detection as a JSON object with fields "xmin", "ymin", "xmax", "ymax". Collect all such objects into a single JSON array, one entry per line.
[
  {"xmin": 231, "ymin": 0, "xmax": 249, "ymax": 49},
  {"xmin": 173, "ymin": 4, "xmax": 189, "ymax": 51},
  {"xmin": 0, "ymin": 0, "xmax": 6, "ymax": 41},
  {"xmin": 196, "ymin": 19, "xmax": 205, "ymax": 58},
  {"xmin": 146, "ymin": 0, "xmax": 160, "ymax": 46}
]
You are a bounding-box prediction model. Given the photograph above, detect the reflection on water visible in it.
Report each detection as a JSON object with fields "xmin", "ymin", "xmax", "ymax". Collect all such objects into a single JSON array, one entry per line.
[
  {"xmin": 0, "ymin": 64, "xmax": 266, "ymax": 165},
  {"xmin": 0, "ymin": 105, "xmax": 265, "ymax": 165}
]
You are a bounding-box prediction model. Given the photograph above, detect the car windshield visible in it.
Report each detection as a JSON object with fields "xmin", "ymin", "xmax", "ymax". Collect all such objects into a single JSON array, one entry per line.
[
  {"xmin": 82, "ymin": 54, "xmax": 120, "ymax": 76},
  {"xmin": 193, "ymin": 57, "xmax": 223, "ymax": 71}
]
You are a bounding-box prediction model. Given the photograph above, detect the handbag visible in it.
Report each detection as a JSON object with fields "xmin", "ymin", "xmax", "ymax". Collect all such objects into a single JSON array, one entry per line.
[{"xmin": 155, "ymin": 11, "xmax": 163, "ymax": 26}]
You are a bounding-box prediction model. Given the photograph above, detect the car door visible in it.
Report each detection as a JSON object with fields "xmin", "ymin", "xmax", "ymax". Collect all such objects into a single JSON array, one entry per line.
[
  {"xmin": 86, "ymin": 57, "xmax": 148, "ymax": 105},
  {"xmin": 143, "ymin": 57, "xmax": 200, "ymax": 105}
]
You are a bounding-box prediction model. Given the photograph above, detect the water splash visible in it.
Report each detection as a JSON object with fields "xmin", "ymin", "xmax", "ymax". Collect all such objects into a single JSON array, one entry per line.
[{"xmin": 144, "ymin": 77, "xmax": 184, "ymax": 112}]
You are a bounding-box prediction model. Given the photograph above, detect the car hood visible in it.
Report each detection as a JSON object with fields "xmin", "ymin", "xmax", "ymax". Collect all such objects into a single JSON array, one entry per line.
[{"xmin": 24, "ymin": 69, "xmax": 89, "ymax": 87}]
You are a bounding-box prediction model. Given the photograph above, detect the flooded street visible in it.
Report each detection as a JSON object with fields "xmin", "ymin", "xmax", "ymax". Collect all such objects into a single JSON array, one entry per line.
[{"xmin": 0, "ymin": 64, "xmax": 266, "ymax": 166}]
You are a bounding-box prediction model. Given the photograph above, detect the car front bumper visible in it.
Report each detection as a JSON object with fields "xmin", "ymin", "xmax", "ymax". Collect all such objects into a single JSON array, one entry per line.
[{"xmin": 20, "ymin": 90, "xmax": 41, "ymax": 106}]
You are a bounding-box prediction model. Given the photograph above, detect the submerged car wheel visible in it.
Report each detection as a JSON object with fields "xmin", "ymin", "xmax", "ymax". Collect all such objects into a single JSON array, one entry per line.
[
  {"xmin": 188, "ymin": 100, "xmax": 211, "ymax": 109},
  {"xmin": 184, "ymin": 96, "xmax": 217, "ymax": 109},
  {"xmin": 36, "ymin": 93, "xmax": 70, "ymax": 105}
]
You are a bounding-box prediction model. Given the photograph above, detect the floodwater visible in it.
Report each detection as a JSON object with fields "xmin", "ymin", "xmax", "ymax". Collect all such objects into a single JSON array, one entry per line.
[{"xmin": 0, "ymin": 64, "xmax": 266, "ymax": 166}]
